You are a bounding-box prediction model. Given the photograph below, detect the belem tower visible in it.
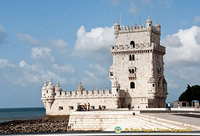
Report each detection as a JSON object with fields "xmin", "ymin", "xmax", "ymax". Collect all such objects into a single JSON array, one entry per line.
[{"xmin": 41, "ymin": 17, "xmax": 168, "ymax": 115}]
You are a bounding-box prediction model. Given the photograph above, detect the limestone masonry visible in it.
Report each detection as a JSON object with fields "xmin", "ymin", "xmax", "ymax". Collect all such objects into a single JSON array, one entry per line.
[{"xmin": 41, "ymin": 17, "xmax": 168, "ymax": 115}]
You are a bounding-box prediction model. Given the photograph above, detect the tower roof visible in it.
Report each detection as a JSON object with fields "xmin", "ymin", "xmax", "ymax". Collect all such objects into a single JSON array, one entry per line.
[
  {"xmin": 55, "ymin": 82, "xmax": 62, "ymax": 91},
  {"xmin": 114, "ymin": 20, "xmax": 119, "ymax": 26},
  {"xmin": 42, "ymin": 81, "xmax": 47, "ymax": 90},
  {"xmin": 47, "ymin": 80, "xmax": 55, "ymax": 90},
  {"xmin": 146, "ymin": 16, "xmax": 152, "ymax": 24},
  {"xmin": 78, "ymin": 82, "xmax": 83, "ymax": 91}
]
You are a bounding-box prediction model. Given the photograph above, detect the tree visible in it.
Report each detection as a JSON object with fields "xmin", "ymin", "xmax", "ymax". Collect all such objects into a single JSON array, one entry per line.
[{"xmin": 179, "ymin": 84, "xmax": 200, "ymax": 102}]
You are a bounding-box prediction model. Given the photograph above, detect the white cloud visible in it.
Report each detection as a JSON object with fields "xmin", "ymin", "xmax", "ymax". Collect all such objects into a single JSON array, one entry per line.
[
  {"xmin": 74, "ymin": 25, "xmax": 114, "ymax": 61},
  {"xmin": 129, "ymin": 2, "xmax": 137, "ymax": 14},
  {"xmin": 31, "ymin": 47, "xmax": 54, "ymax": 61},
  {"xmin": 162, "ymin": 26, "xmax": 200, "ymax": 65},
  {"xmin": 53, "ymin": 64, "xmax": 75, "ymax": 73},
  {"xmin": 49, "ymin": 39, "xmax": 68, "ymax": 49},
  {"xmin": 82, "ymin": 64, "xmax": 108, "ymax": 88},
  {"xmin": 17, "ymin": 33, "xmax": 38, "ymax": 45},
  {"xmin": 0, "ymin": 25, "xmax": 6, "ymax": 45},
  {"xmin": 88, "ymin": 64, "xmax": 106, "ymax": 76},
  {"xmin": 194, "ymin": 16, "xmax": 200, "ymax": 23},
  {"xmin": 4, "ymin": 60, "xmax": 68, "ymax": 86},
  {"xmin": 0, "ymin": 58, "xmax": 15, "ymax": 68}
]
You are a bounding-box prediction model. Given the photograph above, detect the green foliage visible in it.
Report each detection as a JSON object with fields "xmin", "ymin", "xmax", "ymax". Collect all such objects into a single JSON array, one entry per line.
[{"xmin": 179, "ymin": 84, "xmax": 200, "ymax": 102}]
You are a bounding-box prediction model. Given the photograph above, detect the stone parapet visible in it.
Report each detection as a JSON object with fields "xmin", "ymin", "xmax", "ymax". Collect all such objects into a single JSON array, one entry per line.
[{"xmin": 110, "ymin": 43, "xmax": 165, "ymax": 53}]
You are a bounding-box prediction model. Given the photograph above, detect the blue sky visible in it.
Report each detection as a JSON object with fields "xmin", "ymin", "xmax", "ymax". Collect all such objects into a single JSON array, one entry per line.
[{"xmin": 0, "ymin": 0, "xmax": 200, "ymax": 108}]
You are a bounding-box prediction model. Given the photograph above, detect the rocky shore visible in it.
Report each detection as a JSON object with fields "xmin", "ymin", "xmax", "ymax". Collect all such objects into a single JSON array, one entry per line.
[{"xmin": 0, "ymin": 115, "xmax": 69, "ymax": 134}]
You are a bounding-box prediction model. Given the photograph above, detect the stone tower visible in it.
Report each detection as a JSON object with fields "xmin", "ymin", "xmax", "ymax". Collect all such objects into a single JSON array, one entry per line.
[{"xmin": 109, "ymin": 17, "xmax": 167, "ymax": 108}]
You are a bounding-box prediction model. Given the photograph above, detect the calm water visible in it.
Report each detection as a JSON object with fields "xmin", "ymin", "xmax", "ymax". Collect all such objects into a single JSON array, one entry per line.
[{"xmin": 0, "ymin": 107, "xmax": 45, "ymax": 123}]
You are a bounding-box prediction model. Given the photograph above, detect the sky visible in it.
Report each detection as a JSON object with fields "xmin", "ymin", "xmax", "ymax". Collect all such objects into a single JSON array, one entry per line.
[{"xmin": 0, "ymin": 0, "xmax": 200, "ymax": 108}]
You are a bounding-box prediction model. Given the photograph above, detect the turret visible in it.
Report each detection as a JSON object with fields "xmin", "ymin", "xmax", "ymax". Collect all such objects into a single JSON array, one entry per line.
[
  {"xmin": 46, "ymin": 80, "xmax": 55, "ymax": 108},
  {"xmin": 146, "ymin": 16, "xmax": 152, "ymax": 29},
  {"xmin": 41, "ymin": 81, "xmax": 48, "ymax": 108},
  {"xmin": 77, "ymin": 82, "xmax": 83, "ymax": 92},
  {"xmin": 42, "ymin": 81, "xmax": 47, "ymax": 98},
  {"xmin": 114, "ymin": 20, "xmax": 120, "ymax": 39},
  {"xmin": 156, "ymin": 21, "xmax": 161, "ymax": 33},
  {"xmin": 112, "ymin": 78, "xmax": 120, "ymax": 96},
  {"xmin": 55, "ymin": 82, "xmax": 62, "ymax": 97}
]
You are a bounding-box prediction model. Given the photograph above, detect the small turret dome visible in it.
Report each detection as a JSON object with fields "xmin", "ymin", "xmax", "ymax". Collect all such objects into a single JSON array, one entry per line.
[
  {"xmin": 146, "ymin": 16, "xmax": 152, "ymax": 24},
  {"xmin": 55, "ymin": 82, "xmax": 62, "ymax": 91},
  {"xmin": 156, "ymin": 21, "xmax": 160, "ymax": 27},
  {"xmin": 114, "ymin": 20, "xmax": 119, "ymax": 26},
  {"xmin": 42, "ymin": 81, "xmax": 47, "ymax": 90},
  {"xmin": 47, "ymin": 80, "xmax": 55, "ymax": 90}
]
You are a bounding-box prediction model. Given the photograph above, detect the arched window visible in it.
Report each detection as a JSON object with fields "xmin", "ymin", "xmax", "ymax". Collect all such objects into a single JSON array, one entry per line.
[
  {"xmin": 132, "ymin": 55, "xmax": 135, "ymax": 61},
  {"xmin": 130, "ymin": 82, "xmax": 135, "ymax": 89},
  {"xmin": 132, "ymin": 69, "xmax": 134, "ymax": 73},
  {"xmin": 130, "ymin": 41, "xmax": 135, "ymax": 48},
  {"xmin": 129, "ymin": 69, "xmax": 132, "ymax": 73},
  {"xmin": 129, "ymin": 55, "xmax": 132, "ymax": 61}
]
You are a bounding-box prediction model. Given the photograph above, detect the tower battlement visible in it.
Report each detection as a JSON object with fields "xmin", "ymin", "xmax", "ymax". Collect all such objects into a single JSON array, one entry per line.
[{"xmin": 114, "ymin": 17, "xmax": 161, "ymax": 39}]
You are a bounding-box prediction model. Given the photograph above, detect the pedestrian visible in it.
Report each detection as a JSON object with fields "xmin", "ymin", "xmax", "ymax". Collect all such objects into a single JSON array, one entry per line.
[
  {"xmin": 88, "ymin": 102, "xmax": 90, "ymax": 111},
  {"xmin": 177, "ymin": 103, "xmax": 180, "ymax": 108},
  {"xmin": 168, "ymin": 102, "xmax": 171, "ymax": 111},
  {"xmin": 84, "ymin": 103, "xmax": 87, "ymax": 111},
  {"xmin": 128, "ymin": 104, "xmax": 131, "ymax": 110},
  {"xmin": 99, "ymin": 105, "xmax": 102, "ymax": 110}
]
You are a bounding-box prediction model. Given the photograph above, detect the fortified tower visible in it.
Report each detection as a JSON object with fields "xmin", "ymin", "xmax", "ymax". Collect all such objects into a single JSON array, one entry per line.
[{"xmin": 110, "ymin": 17, "xmax": 167, "ymax": 108}]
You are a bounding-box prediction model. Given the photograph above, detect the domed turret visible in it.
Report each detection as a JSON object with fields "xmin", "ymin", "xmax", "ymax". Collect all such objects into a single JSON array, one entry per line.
[
  {"xmin": 46, "ymin": 80, "xmax": 55, "ymax": 109},
  {"xmin": 112, "ymin": 78, "xmax": 120, "ymax": 96},
  {"xmin": 114, "ymin": 20, "xmax": 120, "ymax": 39},
  {"xmin": 42, "ymin": 81, "xmax": 47, "ymax": 98},
  {"xmin": 156, "ymin": 21, "xmax": 161, "ymax": 32},
  {"xmin": 55, "ymin": 82, "xmax": 62, "ymax": 97},
  {"xmin": 77, "ymin": 82, "xmax": 83, "ymax": 92},
  {"xmin": 146, "ymin": 16, "xmax": 152, "ymax": 28}
]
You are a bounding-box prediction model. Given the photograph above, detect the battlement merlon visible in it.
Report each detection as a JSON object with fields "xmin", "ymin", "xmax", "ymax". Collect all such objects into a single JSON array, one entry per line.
[
  {"xmin": 114, "ymin": 17, "xmax": 161, "ymax": 38},
  {"xmin": 110, "ymin": 43, "xmax": 165, "ymax": 54}
]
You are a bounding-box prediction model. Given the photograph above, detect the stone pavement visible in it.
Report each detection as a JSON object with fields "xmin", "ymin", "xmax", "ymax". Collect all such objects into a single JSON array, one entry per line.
[{"xmin": 143, "ymin": 113, "xmax": 200, "ymax": 126}]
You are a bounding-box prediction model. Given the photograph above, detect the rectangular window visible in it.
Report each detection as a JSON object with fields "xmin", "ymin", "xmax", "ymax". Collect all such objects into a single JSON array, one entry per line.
[
  {"xmin": 129, "ymin": 55, "xmax": 135, "ymax": 61},
  {"xmin": 132, "ymin": 55, "xmax": 135, "ymax": 61},
  {"xmin": 91, "ymin": 106, "xmax": 95, "ymax": 109},
  {"xmin": 69, "ymin": 106, "xmax": 74, "ymax": 110},
  {"xmin": 102, "ymin": 106, "xmax": 106, "ymax": 109},
  {"xmin": 110, "ymin": 72, "xmax": 113, "ymax": 76},
  {"xmin": 59, "ymin": 106, "xmax": 63, "ymax": 111}
]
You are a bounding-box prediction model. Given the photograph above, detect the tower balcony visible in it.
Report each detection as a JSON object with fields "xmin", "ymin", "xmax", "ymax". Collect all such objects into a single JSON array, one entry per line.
[{"xmin": 128, "ymin": 73, "xmax": 136, "ymax": 80}]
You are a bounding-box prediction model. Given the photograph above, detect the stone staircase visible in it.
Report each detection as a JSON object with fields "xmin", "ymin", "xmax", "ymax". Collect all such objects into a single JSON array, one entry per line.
[{"xmin": 67, "ymin": 110, "xmax": 200, "ymax": 131}]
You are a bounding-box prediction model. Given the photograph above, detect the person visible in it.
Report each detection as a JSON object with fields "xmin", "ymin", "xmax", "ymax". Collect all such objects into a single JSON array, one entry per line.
[
  {"xmin": 88, "ymin": 102, "xmax": 90, "ymax": 111},
  {"xmin": 168, "ymin": 102, "xmax": 171, "ymax": 111},
  {"xmin": 99, "ymin": 105, "xmax": 102, "ymax": 110},
  {"xmin": 84, "ymin": 103, "xmax": 87, "ymax": 111},
  {"xmin": 128, "ymin": 104, "xmax": 131, "ymax": 110},
  {"xmin": 177, "ymin": 103, "xmax": 180, "ymax": 108},
  {"xmin": 166, "ymin": 103, "xmax": 168, "ymax": 110}
]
